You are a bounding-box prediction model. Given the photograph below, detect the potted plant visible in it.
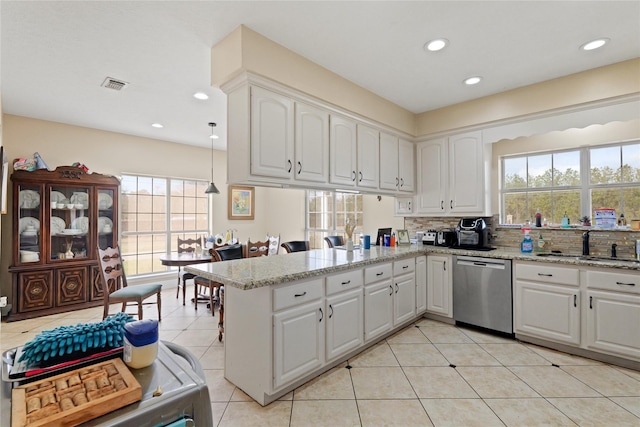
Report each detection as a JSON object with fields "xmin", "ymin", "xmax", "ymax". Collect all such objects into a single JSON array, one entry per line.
[{"xmin": 580, "ymin": 216, "xmax": 591, "ymax": 227}]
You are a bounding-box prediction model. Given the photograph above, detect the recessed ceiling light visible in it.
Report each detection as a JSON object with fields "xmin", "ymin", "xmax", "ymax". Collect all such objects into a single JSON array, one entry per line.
[
  {"xmin": 151, "ymin": 123, "xmax": 163, "ymax": 128},
  {"xmin": 193, "ymin": 92, "xmax": 209, "ymax": 100},
  {"xmin": 209, "ymin": 134, "xmax": 219, "ymax": 139},
  {"xmin": 580, "ymin": 38, "xmax": 609, "ymax": 51},
  {"xmin": 464, "ymin": 76, "xmax": 482, "ymax": 85},
  {"xmin": 424, "ymin": 38, "xmax": 448, "ymax": 52}
]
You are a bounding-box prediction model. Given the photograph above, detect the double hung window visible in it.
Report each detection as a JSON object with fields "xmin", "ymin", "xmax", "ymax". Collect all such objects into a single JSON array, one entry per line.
[{"xmin": 307, "ymin": 190, "xmax": 363, "ymax": 249}]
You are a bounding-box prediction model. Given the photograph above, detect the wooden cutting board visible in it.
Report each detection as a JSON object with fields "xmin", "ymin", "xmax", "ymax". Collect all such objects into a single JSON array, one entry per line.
[{"xmin": 12, "ymin": 358, "xmax": 141, "ymax": 427}]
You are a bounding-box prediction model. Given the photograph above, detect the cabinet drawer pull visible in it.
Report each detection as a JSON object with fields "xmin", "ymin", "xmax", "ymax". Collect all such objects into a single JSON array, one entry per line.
[
  {"xmin": 294, "ymin": 292, "xmax": 307, "ymax": 297},
  {"xmin": 341, "ymin": 280, "xmax": 351, "ymax": 285},
  {"xmin": 616, "ymin": 281, "xmax": 635, "ymax": 286},
  {"xmin": 402, "ymin": 265, "xmax": 409, "ymax": 269},
  {"xmin": 376, "ymin": 272, "xmax": 384, "ymax": 276},
  {"xmin": 538, "ymin": 273, "xmax": 553, "ymax": 277}
]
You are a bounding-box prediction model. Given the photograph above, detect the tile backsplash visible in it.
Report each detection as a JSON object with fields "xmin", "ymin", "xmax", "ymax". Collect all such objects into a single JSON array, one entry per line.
[{"xmin": 404, "ymin": 214, "xmax": 640, "ymax": 260}]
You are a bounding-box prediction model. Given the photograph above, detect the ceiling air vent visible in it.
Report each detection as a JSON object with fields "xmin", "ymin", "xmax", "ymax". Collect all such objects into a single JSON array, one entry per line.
[{"xmin": 101, "ymin": 77, "xmax": 128, "ymax": 91}]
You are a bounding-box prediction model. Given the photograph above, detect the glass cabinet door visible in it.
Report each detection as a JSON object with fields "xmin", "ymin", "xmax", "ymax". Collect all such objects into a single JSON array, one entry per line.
[
  {"xmin": 50, "ymin": 186, "xmax": 90, "ymax": 261},
  {"xmin": 97, "ymin": 188, "xmax": 115, "ymax": 250},
  {"xmin": 17, "ymin": 184, "xmax": 42, "ymax": 264}
]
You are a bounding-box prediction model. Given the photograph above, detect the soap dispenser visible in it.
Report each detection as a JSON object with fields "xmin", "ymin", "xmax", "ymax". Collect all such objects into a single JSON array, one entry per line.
[
  {"xmin": 536, "ymin": 234, "xmax": 546, "ymax": 252},
  {"xmin": 521, "ymin": 229, "xmax": 533, "ymax": 253},
  {"xmin": 561, "ymin": 212, "xmax": 570, "ymax": 228}
]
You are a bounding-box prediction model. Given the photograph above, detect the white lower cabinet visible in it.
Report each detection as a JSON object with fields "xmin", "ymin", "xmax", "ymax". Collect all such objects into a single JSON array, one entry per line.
[
  {"xmin": 393, "ymin": 258, "xmax": 416, "ymax": 325},
  {"xmin": 415, "ymin": 256, "xmax": 427, "ymax": 314},
  {"xmin": 514, "ymin": 281, "xmax": 580, "ymax": 345},
  {"xmin": 426, "ymin": 254, "xmax": 452, "ymax": 317},
  {"xmin": 273, "ymin": 299, "xmax": 324, "ymax": 388},
  {"xmin": 326, "ymin": 288, "xmax": 363, "ymax": 361},
  {"xmin": 363, "ymin": 262, "xmax": 394, "ymax": 341}
]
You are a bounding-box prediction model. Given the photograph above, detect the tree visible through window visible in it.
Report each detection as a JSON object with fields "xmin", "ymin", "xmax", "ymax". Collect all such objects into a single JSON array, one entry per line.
[
  {"xmin": 307, "ymin": 191, "xmax": 363, "ymax": 249},
  {"xmin": 501, "ymin": 142, "xmax": 640, "ymax": 224},
  {"xmin": 120, "ymin": 175, "xmax": 208, "ymax": 276}
]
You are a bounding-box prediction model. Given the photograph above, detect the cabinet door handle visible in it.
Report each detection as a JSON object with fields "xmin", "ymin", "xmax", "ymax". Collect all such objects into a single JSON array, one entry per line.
[
  {"xmin": 287, "ymin": 160, "xmax": 292, "ymax": 173},
  {"xmin": 376, "ymin": 272, "xmax": 384, "ymax": 276},
  {"xmin": 589, "ymin": 296, "xmax": 593, "ymax": 309},
  {"xmin": 341, "ymin": 280, "xmax": 351, "ymax": 285},
  {"xmin": 443, "ymin": 261, "xmax": 446, "ymax": 271},
  {"xmin": 359, "ymin": 171, "xmax": 363, "ymax": 182},
  {"xmin": 395, "ymin": 283, "xmax": 399, "ymax": 293},
  {"xmin": 538, "ymin": 273, "xmax": 553, "ymax": 277},
  {"xmin": 616, "ymin": 281, "xmax": 635, "ymax": 286},
  {"xmin": 400, "ymin": 178, "xmax": 404, "ymax": 187},
  {"xmin": 389, "ymin": 285, "xmax": 393, "ymax": 296},
  {"xmin": 408, "ymin": 201, "xmax": 411, "ymax": 209},
  {"xmin": 450, "ymin": 200, "xmax": 453, "ymax": 209},
  {"xmin": 294, "ymin": 292, "xmax": 307, "ymax": 297},
  {"xmin": 574, "ymin": 294, "xmax": 577, "ymax": 307},
  {"xmin": 352, "ymin": 171, "xmax": 356, "ymax": 181},
  {"xmin": 297, "ymin": 161, "xmax": 302, "ymax": 174},
  {"xmin": 329, "ymin": 304, "xmax": 333, "ymax": 319},
  {"xmin": 319, "ymin": 307, "xmax": 323, "ymax": 322},
  {"xmin": 396, "ymin": 177, "xmax": 399, "ymax": 187},
  {"xmin": 441, "ymin": 201, "xmax": 444, "ymax": 210}
]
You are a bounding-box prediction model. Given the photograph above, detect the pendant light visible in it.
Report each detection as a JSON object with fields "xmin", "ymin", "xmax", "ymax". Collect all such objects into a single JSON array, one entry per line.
[{"xmin": 205, "ymin": 122, "xmax": 220, "ymax": 194}]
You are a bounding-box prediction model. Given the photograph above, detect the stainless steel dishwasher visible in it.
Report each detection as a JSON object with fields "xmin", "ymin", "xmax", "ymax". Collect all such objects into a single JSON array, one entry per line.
[{"xmin": 453, "ymin": 255, "xmax": 513, "ymax": 334}]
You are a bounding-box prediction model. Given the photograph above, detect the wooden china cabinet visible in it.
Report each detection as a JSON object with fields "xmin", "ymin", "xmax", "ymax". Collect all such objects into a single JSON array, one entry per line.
[{"xmin": 8, "ymin": 166, "xmax": 119, "ymax": 321}]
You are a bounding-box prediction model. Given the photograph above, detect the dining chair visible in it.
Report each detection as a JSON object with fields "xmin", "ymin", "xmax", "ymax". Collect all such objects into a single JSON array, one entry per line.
[
  {"xmin": 176, "ymin": 236, "xmax": 201, "ymax": 305},
  {"xmin": 246, "ymin": 238, "xmax": 269, "ymax": 257},
  {"xmin": 267, "ymin": 234, "xmax": 280, "ymax": 255},
  {"xmin": 281, "ymin": 240, "xmax": 310, "ymax": 253},
  {"xmin": 97, "ymin": 245, "xmax": 162, "ymax": 321},
  {"xmin": 213, "ymin": 244, "xmax": 244, "ymax": 261},
  {"xmin": 324, "ymin": 235, "xmax": 344, "ymax": 248}
]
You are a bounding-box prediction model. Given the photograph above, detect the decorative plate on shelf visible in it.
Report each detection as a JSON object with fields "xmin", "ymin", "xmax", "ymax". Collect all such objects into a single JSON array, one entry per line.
[
  {"xmin": 71, "ymin": 216, "xmax": 89, "ymax": 233},
  {"xmin": 98, "ymin": 193, "xmax": 113, "ymax": 209},
  {"xmin": 18, "ymin": 190, "xmax": 40, "ymax": 209},
  {"xmin": 98, "ymin": 216, "xmax": 113, "ymax": 233},
  {"xmin": 50, "ymin": 191, "xmax": 68, "ymax": 204},
  {"xmin": 69, "ymin": 192, "xmax": 89, "ymax": 209},
  {"xmin": 60, "ymin": 229, "xmax": 83, "ymax": 235},
  {"xmin": 18, "ymin": 217, "xmax": 40, "ymax": 234},
  {"xmin": 50, "ymin": 217, "xmax": 66, "ymax": 235}
]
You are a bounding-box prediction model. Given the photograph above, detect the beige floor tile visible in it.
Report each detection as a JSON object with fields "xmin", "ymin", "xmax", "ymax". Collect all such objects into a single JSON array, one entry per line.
[
  {"xmin": 157, "ymin": 316, "xmax": 198, "ymax": 330},
  {"xmin": 220, "ymin": 400, "xmax": 292, "ymax": 427},
  {"xmin": 421, "ymin": 398, "xmax": 504, "ymax": 427},
  {"xmin": 460, "ymin": 327, "xmax": 516, "ymax": 344},
  {"xmin": 434, "ymin": 343, "xmax": 501, "ymax": 366},
  {"xmin": 171, "ymin": 328, "xmax": 216, "ymax": 347},
  {"xmin": 290, "ymin": 400, "xmax": 360, "ymax": 427},
  {"xmin": 386, "ymin": 326, "xmax": 430, "ymax": 343},
  {"xmin": 188, "ymin": 315, "xmax": 222, "ymax": 330},
  {"xmin": 348, "ymin": 342, "xmax": 399, "ymax": 367},
  {"xmin": 230, "ymin": 387, "xmax": 253, "ymax": 402},
  {"xmin": 294, "ymin": 364, "xmax": 355, "ymax": 400},
  {"xmin": 561, "ymin": 365, "xmax": 640, "ymax": 396},
  {"xmin": 158, "ymin": 328, "xmax": 182, "ymax": 342},
  {"xmin": 480, "ymin": 343, "xmax": 551, "ymax": 365},
  {"xmin": 358, "ymin": 399, "xmax": 434, "ymax": 427},
  {"xmin": 178, "ymin": 345, "xmax": 208, "ymax": 360},
  {"xmin": 614, "ymin": 366, "xmax": 640, "ymax": 382},
  {"xmin": 204, "ymin": 369, "xmax": 236, "ymax": 402},
  {"xmin": 457, "ymin": 366, "xmax": 539, "ymax": 398},
  {"xmin": 525, "ymin": 344, "xmax": 603, "ymax": 366},
  {"xmin": 509, "ymin": 366, "xmax": 601, "ymax": 397},
  {"xmin": 199, "ymin": 345, "xmax": 225, "ymax": 369},
  {"xmin": 389, "ymin": 343, "xmax": 449, "ymax": 366},
  {"xmin": 350, "ymin": 366, "xmax": 416, "ymax": 399},
  {"xmin": 485, "ymin": 398, "xmax": 577, "ymax": 426},
  {"xmin": 610, "ymin": 396, "xmax": 640, "ymax": 417},
  {"xmin": 421, "ymin": 326, "xmax": 474, "ymax": 343},
  {"xmin": 415, "ymin": 318, "xmax": 452, "ymax": 327},
  {"xmin": 548, "ymin": 397, "xmax": 640, "ymax": 426},
  {"xmin": 210, "ymin": 401, "xmax": 228, "ymax": 426},
  {"xmin": 403, "ymin": 366, "xmax": 479, "ymax": 398},
  {"xmin": 1, "ymin": 317, "xmax": 53, "ymax": 333}
]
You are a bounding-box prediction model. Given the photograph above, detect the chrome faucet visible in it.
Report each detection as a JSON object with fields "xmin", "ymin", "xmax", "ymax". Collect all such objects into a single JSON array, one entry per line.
[{"xmin": 582, "ymin": 231, "xmax": 590, "ymax": 255}]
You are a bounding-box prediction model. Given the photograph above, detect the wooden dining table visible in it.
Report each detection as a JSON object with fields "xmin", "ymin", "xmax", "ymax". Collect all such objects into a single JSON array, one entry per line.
[{"xmin": 159, "ymin": 252, "xmax": 213, "ymax": 305}]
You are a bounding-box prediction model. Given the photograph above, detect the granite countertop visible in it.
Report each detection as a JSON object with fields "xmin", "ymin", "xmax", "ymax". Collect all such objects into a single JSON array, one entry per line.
[{"xmin": 185, "ymin": 245, "xmax": 640, "ymax": 290}]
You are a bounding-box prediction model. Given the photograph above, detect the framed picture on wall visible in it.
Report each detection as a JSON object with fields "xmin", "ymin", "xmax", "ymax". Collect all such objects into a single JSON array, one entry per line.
[
  {"xmin": 396, "ymin": 229, "xmax": 410, "ymax": 245},
  {"xmin": 228, "ymin": 185, "xmax": 255, "ymax": 220},
  {"xmin": 0, "ymin": 147, "xmax": 8, "ymax": 214}
]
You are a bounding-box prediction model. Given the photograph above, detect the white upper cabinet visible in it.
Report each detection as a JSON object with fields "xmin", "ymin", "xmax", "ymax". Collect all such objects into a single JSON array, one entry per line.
[
  {"xmin": 398, "ymin": 139, "xmax": 415, "ymax": 192},
  {"xmin": 329, "ymin": 115, "xmax": 358, "ymax": 187},
  {"xmin": 415, "ymin": 131, "xmax": 487, "ymax": 216},
  {"xmin": 356, "ymin": 124, "xmax": 379, "ymax": 189},
  {"xmin": 379, "ymin": 132, "xmax": 399, "ymax": 190},
  {"xmin": 295, "ymin": 102, "xmax": 329, "ymax": 183},
  {"xmin": 250, "ymin": 86, "xmax": 294, "ymax": 180}
]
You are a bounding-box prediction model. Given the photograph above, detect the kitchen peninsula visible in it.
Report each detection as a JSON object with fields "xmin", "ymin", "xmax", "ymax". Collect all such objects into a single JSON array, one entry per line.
[{"xmin": 187, "ymin": 245, "xmax": 640, "ymax": 405}]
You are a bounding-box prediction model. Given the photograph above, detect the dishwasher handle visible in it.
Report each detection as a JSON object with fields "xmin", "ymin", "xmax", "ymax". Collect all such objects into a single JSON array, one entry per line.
[{"xmin": 455, "ymin": 259, "xmax": 506, "ymax": 270}]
